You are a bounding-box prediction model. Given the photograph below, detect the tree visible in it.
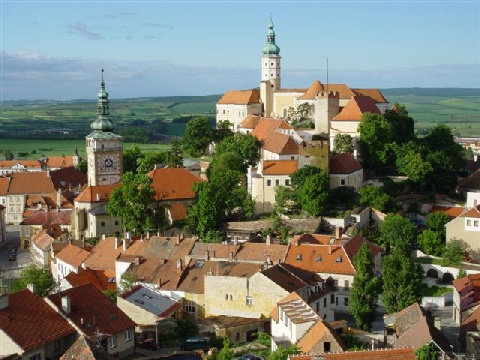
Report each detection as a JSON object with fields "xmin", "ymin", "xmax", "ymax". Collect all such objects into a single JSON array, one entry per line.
[
  {"xmin": 380, "ymin": 214, "xmax": 415, "ymax": 254},
  {"xmin": 268, "ymin": 346, "xmax": 300, "ymax": 360},
  {"xmin": 215, "ymin": 133, "xmax": 261, "ymax": 168},
  {"xmin": 182, "ymin": 116, "xmax": 214, "ymax": 157},
  {"xmin": 76, "ymin": 159, "xmax": 88, "ymax": 174},
  {"xmin": 417, "ymin": 229, "xmax": 443, "ymax": 256},
  {"xmin": 106, "ymin": 172, "xmax": 156, "ymax": 233},
  {"xmin": 395, "ymin": 144, "xmax": 433, "ymax": 185},
  {"xmin": 120, "ymin": 270, "xmax": 137, "ymax": 292},
  {"xmin": 290, "ymin": 165, "xmax": 320, "ymax": 202},
  {"xmin": 217, "ymin": 338, "xmax": 234, "ymax": 360},
  {"xmin": 333, "ymin": 133, "xmax": 354, "ymax": 154},
  {"xmin": 2, "ymin": 149, "xmax": 14, "ymax": 160},
  {"xmin": 275, "ymin": 186, "xmax": 297, "ymax": 213},
  {"xmin": 381, "ymin": 250, "xmax": 423, "ymax": 313},
  {"xmin": 358, "ymin": 185, "xmax": 391, "ymax": 212},
  {"xmin": 215, "ymin": 120, "xmax": 234, "ymax": 143},
  {"xmin": 349, "ymin": 244, "xmax": 381, "ymax": 331},
  {"xmin": 174, "ymin": 318, "xmax": 199, "ymax": 341},
  {"xmin": 123, "ymin": 145, "xmax": 144, "ymax": 174},
  {"xmin": 167, "ymin": 137, "xmax": 184, "ymax": 168},
  {"xmin": 10, "ymin": 265, "xmax": 54, "ymax": 297},
  {"xmin": 442, "ymin": 239, "xmax": 468, "ymax": 266},
  {"xmin": 358, "ymin": 112, "xmax": 394, "ymax": 169},
  {"xmin": 384, "ymin": 104, "xmax": 415, "ymax": 145},
  {"xmin": 425, "ymin": 212, "xmax": 450, "ymax": 238},
  {"xmin": 415, "ymin": 343, "xmax": 438, "ymax": 360},
  {"xmin": 299, "ymin": 171, "xmax": 330, "ymax": 216},
  {"xmin": 136, "ymin": 151, "xmax": 168, "ymax": 174}
]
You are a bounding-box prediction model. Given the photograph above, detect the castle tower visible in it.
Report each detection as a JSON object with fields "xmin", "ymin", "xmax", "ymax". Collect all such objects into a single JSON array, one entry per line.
[
  {"xmin": 260, "ymin": 17, "xmax": 281, "ymax": 117},
  {"xmin": 314, "ymin": 91, "xmax": 340, "ymax": 135},
  {"xmin": 86, "ymin": 69, "xmax": 123, "ymax": 186}
]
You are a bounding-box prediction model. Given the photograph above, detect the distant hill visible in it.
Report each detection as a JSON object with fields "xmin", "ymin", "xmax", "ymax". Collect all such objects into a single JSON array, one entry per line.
[{"xmin": 381, "ymin": 88, "xmax": 480, "ymax": 97}]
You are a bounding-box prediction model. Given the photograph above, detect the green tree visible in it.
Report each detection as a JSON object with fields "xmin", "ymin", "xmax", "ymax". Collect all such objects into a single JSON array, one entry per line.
[
  {"xmin": 358, "ymin": 185, "xmax": 391, "ymax": 212},
  {"xmin": 417, "ymin": 230, "xmax": 443, "ymax": 256},
  {"xmin": 76, "ymin": 159, "xmax": 88, "ymax": 174},
  {"xmin": 174, "ymin": 318, "xmax": 199, "ymax": 341},
  {"xmin": 2, "ymin": 149, "xmax": 14, "ymax": 160},
  {"xmin": 106, "ymin": 172, "xmax": 156, "ymax": 233},
  {"xmin": 215, "ymin": 133, "xmax": 261, "ymax": 168},
  {"xmin": 333, "ymin": 133, "xmax": 354, "ymax": 154},
  {"xmin": 299, "ymin": 171, "xmax": 330, "ymax": 216},
  {"xmin": 10, "ymin": 265, "xmax": 54, "ymax": 297},
  {"xmin": 384, "ymin": 104, "xmax": 415, "ymax": 145},
  {"xmin": 442, "ymin": 239, "xmax": 468, "ymax": 266},
  {"xmin": 358, "ymin": 112, "xmax": 394, "ymax": 169},
  {"xmin": 168, "ymin": 138, "xmax": 184, "ymax": 168},
  {"xmin": 123, "ymin": 145, "xmax": 144, "ymax": 174},
  {"xmin": 290, "ymin": 165, "xmax": 320, "ymax": 202},
  {"xmin": 136, "ymin": 151, "xmax": 168, "ymax": 174},
  {"xmin": 275, "ymin": 186, "xmax": 297, "ymax": 213},
  {"xmin": 349, "ymin": 244, "xmax": 381, "ymax": 331},
  {"xmin": 381, "ymin": 250, "xmax": 423, "ymax": 313},
  {"xmin": 425, "ymin": 212, "xmax": 450, "ymax": 239},
  {"xmin": 120, "ymin": 270, "xmax": 137, "ymax": 292},
  {"xmin": 268, "ymin": 346, "xmax": 300, "ymax": 360},
  {"xmin": 415, "ymin": 343, "xmax": 438, "ymax": 360},
  {"xmin": 215, "ymin": 120, "xmax": 234, "ymax": 143},
  {"xmin": 380, "ymin": 214, "xmax": 415, "ymax": 254},
  {"xmin": 182, "ymin": 116, "xmax": 214, "ymax": 157},
  {"xmin": 217, "ymin": 338, "xmax": 234, "ymax": 360},
  {"xmin": 395, "ymin": 144, "xmax": 433, "ymax": 185}
]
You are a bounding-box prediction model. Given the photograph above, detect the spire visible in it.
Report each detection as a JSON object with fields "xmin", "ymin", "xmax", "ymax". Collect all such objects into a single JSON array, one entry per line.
[
  {"xmin": 90, "ymin": 68, "xmax": 114, "ymax": 132},
  {"xmin": 262, "ymin": 16, "xmax": 280, "ymax": 56}
]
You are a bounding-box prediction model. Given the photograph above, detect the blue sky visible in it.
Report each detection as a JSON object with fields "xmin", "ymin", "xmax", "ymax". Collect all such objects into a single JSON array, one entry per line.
[{"xmin": 1, "ymin": 0, "xmax": 479, "ymax": 100}]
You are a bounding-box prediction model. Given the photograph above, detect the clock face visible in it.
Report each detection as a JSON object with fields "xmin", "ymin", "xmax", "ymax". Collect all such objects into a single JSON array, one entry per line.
[{"xmin": 100, "ymin": 155, "xmax": 117, "ymax": 171}]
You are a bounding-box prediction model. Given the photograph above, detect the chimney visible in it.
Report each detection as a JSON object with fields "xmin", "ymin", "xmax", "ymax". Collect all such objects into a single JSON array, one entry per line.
[
  {"xmin": 123, "ymin": 237, "xmax": 129, "ymax": 251},
  {"xmin": 233, "ymin": 236, "xmax": 238, "ymax": 246},
  {"xmin": 266, "ymin": 255, "xmax": 272, "ymax": 265},
  {"xmin": 0, "ymin": 294, "xmax": 9, "ymax": 309},
  {"xmin": 229, "ymin": 252, "xmax": 233, "ymax": 261},
  {"xmin": 27, "ymin": 283, "xmax": 35, "ymax": 293},
  {"xmin": 266, "ymin": 234, "xmax": 271, "ymax": 245},
  {"xmin": 335, "ymin": 226, "xmax": 343, "ymax": 239},
  {"xmin": 329, "ymin": 244, "xmax": 332, "ymax": 255},
  {"xmin": 134, "ymin": 256, "xmax": 141, "ymax": 266},
  {"xmin": 434, "ymin": 316, "xmax": 442, "ymax": 330},
  {"xmin": 114, "ymin": 237, "xmax": 122, "ymax": 249},
  {"xmin": 57, "ymin": 189, "xmax": 61, "ymax": 210},
  {"xmin": 175, "ymin": 236, "xmax": 181, "ymax": 245},
  {"xmin": 81, "ymin": 262, "xmax": 86, "ymax": 270},
  {"xmin": 61, "ymin": 295, "xmax": 71, "ymax": 314},
  {"xmin": 205, "ymin": 249, "xmax": 210, "ymax": 261},
  {"xmin": 157, "ymin": 278, "xmax": 162, "ymax": 288},
  {"xmin": 176, "ymin": 259, "xmax": 182, "ymax": 273},
  {"xmin": 353, "ymin": 149, "xmax": 358, "ymax": 160},
  {"xmin": 146, "ymin": 231, "xmax": 150, "ymax": 240},
  {"xmin": 96, "ymin": 193, "xmax": 100, "ymax": 201}
]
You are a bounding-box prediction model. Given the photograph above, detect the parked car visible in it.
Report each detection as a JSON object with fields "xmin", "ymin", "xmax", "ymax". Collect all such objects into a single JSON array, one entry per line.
[
  {"xmin": 180, "ymin": 336, "xmax": 210, "ymax": 352},
  {"xmin": 236, "ymin": 355, "xmax": 264, "ymax": 360},
  {"xmin": 10, "ymin": 246, "xmax": 16, "ymax": 254},
  {"xmin": 8, "ymin": 253, "xmax": 16, "ymax": 261},
  {"xmin": 138, "ymin": 338, "xmax": 161, "ymax": 350}
]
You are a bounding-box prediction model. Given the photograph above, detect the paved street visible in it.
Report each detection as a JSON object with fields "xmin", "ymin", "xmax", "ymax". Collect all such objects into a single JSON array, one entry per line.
[{"xmin": 0, "ymin": 226, "xmax": 30, "ymax": 289}]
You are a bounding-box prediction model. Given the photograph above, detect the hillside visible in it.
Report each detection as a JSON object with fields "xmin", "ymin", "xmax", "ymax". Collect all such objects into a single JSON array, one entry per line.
[{"xmin": 1, "ymin": 88, "xmax": 479, "ymax": 139}]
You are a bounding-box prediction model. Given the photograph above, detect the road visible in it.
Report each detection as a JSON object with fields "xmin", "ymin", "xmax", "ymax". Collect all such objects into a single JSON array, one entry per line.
[{"xmin": 0, "ymin": 226, "xmax": 30, "ymax": 290}]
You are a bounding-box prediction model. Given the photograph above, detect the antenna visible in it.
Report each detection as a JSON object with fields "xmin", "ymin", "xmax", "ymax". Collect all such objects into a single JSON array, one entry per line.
[{"xmin": 326, "ymin": 57, "xmax": 329, "ymax": 93}]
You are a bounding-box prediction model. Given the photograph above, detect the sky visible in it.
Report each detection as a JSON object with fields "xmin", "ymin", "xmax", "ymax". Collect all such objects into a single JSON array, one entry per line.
[{"xmin": 1, "ymin": 0, "xmax": 479, "ymax": 101}]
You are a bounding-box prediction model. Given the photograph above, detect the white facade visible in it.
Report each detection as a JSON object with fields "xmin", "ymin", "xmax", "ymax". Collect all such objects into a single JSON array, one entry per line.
[{"xmin": 216, "ymin": 103, "xmax": 263, "ymax": 132}]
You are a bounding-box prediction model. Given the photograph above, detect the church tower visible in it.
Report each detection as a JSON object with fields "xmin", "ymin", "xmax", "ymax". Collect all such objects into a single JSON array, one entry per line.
[
  {"xmin": 86, "ymin": 69, "xmax": 123, "ymax": 186},
  {"xmin": 260, "ymin": 17, "xmax": 281, "ymax": 117}
]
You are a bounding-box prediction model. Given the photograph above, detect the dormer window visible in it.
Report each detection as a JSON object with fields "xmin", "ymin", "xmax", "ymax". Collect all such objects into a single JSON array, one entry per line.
[
  {"xmin": 336, "ymin": 256, "xmax": 342, "ymax": 263},
  {"xmin": 296, "ymin": 254, "xmax": 302, "ymax": 261},
  {"xmin": 316, "ymin": 255, "xmax": 322, "ymax": 262}
]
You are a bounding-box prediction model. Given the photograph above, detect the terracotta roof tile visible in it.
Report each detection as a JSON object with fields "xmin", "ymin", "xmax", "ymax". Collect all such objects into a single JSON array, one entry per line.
[
  {"xmin": 429, "ymin": 205, "xmax": 465, "ymax": 218},
  {"xmin": 235, "ymin": 242, "xmax": 288, "ymax": 263},
  {"xmin": 329, "ymin": 153, "xmax": 362, "ymax": 174},
  {"xmin": 147, "ymin": 167, "xmax": 202, "ymax": 201},
  {"xmin": 262, "ymin": 160, "xmax": 298, "ymax": 175},
  {"xmin": 168, "ymin": 203, "xmax": 188, "ymax": 221},
  {"xmin": 307, "ymin": 348, "xmax": 417, "ymax": 359},
  {"xmin": 261, "ymin": 264, "xmax": 307, "ymax": 292},
  {"xmin": 56, "ymin": 243, "xmax": 91, "ymax": 267},
  {"xmin": 262, "ymin": 132, "xmax": 299, "ymax": 155},
  {"xmin": 65, "ymin": 268, "xmax": 115, "ymax": 292},
  {"xmin": 322, "ymin": 84, "xmax": 356, "ymax": 99},
  {"xmin": 343, "ymin": 234, "xmax": 383, "ymax": 260},
  {"xmin": 20, "ymin": 209, "xmax": 72, "ymax": 226},
  {"xmin": 251, "ymin": 118, "xmax": 292, "ymax": 143},
  {"xmin": 60, "ymin": 335, "xmax": 116, "ymax": 360},
  {"xmin": 7, "ymin": 171, "xmax": 55, "ymax": 194},
  {"xmin": 239, "ymin": 115, "xmax": 262, "ymax": 129},
  {"xmin": 0, "ymin": 160, "xmax": 41, "ymax": 170},
  {"xmin": 0, "ymin": 289, "xmax": 76, "ymax": 351},
  {"xmin": 75, "ymin": 183, "xmax": 120, "ymax": 203},
  {"xmin": 297, "ymin": 318, "xmax": 346, "ymax": 353},
  {"xmin": 84, "ymin": 236, "xmax": 125, "ymax": 272},
  {"xmin": 299, "ymin": 80, "xmax": 325, "ymax": 100},
  {"xmin": 190, "ymin": 242, "xmax": 240, "ymax": 260},
  {"xmin": 291, "ymin": 234, "xmax": 333, "ymax": 245},
  {"xmin": 217, "ymin": 89, "xmax": 261, "ymax": 105},
  {"xmin": 31, "ymin": 229, "xmax": 55, "ymax": 251},
  {"xmin": 461, "ymin": 205, "xmax": 480, "ymax": 218},
  {"xmin": 284, "ymin": 243, "xmax": 355, "ymax": 275},
  {"xmin": 458, "ymin": 169, "xmax": 480, "ymax": 191},
  {"xmin": 46, "ymin": 156, "xmax": 75, "ymax": 168},
  {"xmin": 47, "ymin": 282, "xmax": 135, "ymax": 338},
  {"xmin": 50, "ymin": 166, "xmax": 87, "ymax": 190},
  {"xmin": 122, "ymin": 235, "xmax": 196, "ymax": 261},
  {"xmin": 0, "ymin": 177, "xmax": 9, "ymax": 195},
  {"xmin": 332, "ymin": 95, "xmax": 381, "ymax": 121},
  {"xmin": 352, "ymin": 88, "xmax": 389, "ymax": 103}
]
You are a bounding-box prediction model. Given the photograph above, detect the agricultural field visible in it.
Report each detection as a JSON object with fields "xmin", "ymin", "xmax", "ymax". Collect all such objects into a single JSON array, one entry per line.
[{"xmin": 1, "ymin": 88, "xmax": 479, "ymax": 159}]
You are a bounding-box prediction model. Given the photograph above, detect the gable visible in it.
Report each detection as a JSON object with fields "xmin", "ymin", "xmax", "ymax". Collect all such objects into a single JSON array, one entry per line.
[{"xmin": 332, "ymin": 95, "xmax": 381, "ymax": 121}]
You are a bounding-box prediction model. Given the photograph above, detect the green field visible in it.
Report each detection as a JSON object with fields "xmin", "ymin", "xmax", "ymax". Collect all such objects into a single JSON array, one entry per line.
[{"xmin": 0, "ymin": 139, "xmax": 170, "ymax": 160}]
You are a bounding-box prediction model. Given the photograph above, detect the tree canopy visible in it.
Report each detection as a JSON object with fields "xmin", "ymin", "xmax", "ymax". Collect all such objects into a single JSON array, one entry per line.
[
  {"xmin": 182, "ymin": 116, "xmax": 214, "ymax": 157},
  {"xmin": 299, "ymin": 170, "xmax": 330, "ymax": 216},
  {"xmin": 123, "ymin": 145, "xmax": 144, "ymax": 174},
  {"xmin": 10, "ymin": 265, "xmax": 54, "ymax": 297},
  {"xmin": 106, "ymin": 172, "xmax": 157, "ymax": 234},
  {"xmin": 215, "ymin": 133, "xmax": 261, "ymax": 168},
  {"xmin": 358, "ymin": 185, "xmax": 391, "ymax": 212},
  {"xmin": 380, "ymin": 214, "xmax": 415, "ymax": 254},
  {"xmin": 358, "ymin": 112, "xmax": 394, "ymax": 169},
  {"xmin": 333, "ymin": 133, "xmax": 354, "ymax": 154},
  {"xmin": 349, "ymin": 244, "xmax": 381, "ymax": 331}
]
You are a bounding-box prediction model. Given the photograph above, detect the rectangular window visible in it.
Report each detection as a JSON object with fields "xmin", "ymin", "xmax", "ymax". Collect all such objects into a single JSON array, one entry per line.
[
  {"xmin": 340, "ymin": 178, "xmax": 346, "ymax": 186},
  {"xmin": 344, "ymin": 297, "xmax": 349, "ymax": 306},
  {"xmin": 324, "ymin": 342, "xmax": 331, "ymax": 352},
  {"xmin": 344, "ymin": 280, "xmax": 349, "ymax": 290},
  {"xmin": 267, "ymin": 179, "xmax": 272, "ymax": 186},
  {"xmin": 475, "ymin": 221, "xmax": 479, "ymax": 227},
  {"xmin": 316, "ymin": 302, "xmax": 320, "ymax": 312},
  {"xmin": 54, "ymin": 339, "xmax": 61, "ymax": 350},
  {"xmin": 29, "ymin": 355, "xmax": 41, "ymax": 360},
  {"xmin": 125, "ymin": 328, "xmax": 133, "ymax": 342},
  {"xmin": 330, "ymin": 294, "xmax": 335, "ymax": 304},
  {"xmin": 285, "ymin": 179, "xmax": 290, "ymax": 186},
  {"xmin": 101, "ymin": 222, "xmax": 106, "ymax": 227},
  {"xmin": 246, "ymin": 296, "xmax": 253, "ymax": 306},
  {"xmin": 114, "ymin": 221, "xmax": 119, "ymax": 226},
  {"xmin": 185, "ymin": 301, "xmax": 196, "ymax": 314},
  {"xmin": 110, "ymin": 335, "xmax": 117, "ymax": 348},
  {"xmin": 323, "ymin": 297, "xmax": 327, "ymax": 307},
  {"xmin": 236, "ymin": 332, "xmax": 240, "ymax": 342},
  {"xmin": 275, "ymin": 179, "xmax": 280, "ymax": 186},
  {"xmin": 467, "ymin": 220, "xmax": 472, "ymax": 226}
]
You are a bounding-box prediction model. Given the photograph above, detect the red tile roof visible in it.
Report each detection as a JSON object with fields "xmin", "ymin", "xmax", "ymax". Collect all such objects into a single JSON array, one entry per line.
[
  {"xmin": 299, "ymin": 80, "xmax": 325, "ymax": 100},
  {"xmin": 291, "ymin": 234, "xmax": 333, "ymax": 245},
  {"xmin": 428, "ymin": 205, "xmax": 465, "ymax": 218},
  {"xmin": 0, "ymin": 160, "xmax": 42, "ymax": 170},
  {"xmin": 343, "ymin": 234, "xmax": 383, "ymax": 260},
  {"xmin": 7, "ymin": 171, "xmax": 56, "ymax": 194},
  {"xmin": 168, "ymin": 203, "xmax": 188, "ymax": 221},
  {"xmin": 147, "ymin": 167, "xmax": 202, "ymax": 201},
  {"xmin": 239, "ymin": 115, "xmax": 262, "ymax": 129},
  {"xmin": 234, "ymin": 242, "xmax": 288, "ymax": 263},
  {"xmin": 50, "ymin": 166, "xmax": 87, "ymax": 190},
  {"xmin": 0, "ymin": 177, "xmax": 9, "ymax": 196},
  {"xmin": 262, "ymin": 160, "xmax": 298, "ymax": 175},
  {"xmin": 75, "ymin": 183, "xmax": 120, "ymax": 203},
  {"xmin": 262, "ymin": 132, "xmax": 299, "ymax": 155},
  {"xmin": 20, "ymin": 209, "xmax": 72, "ymax": 226},
  {"xmin": 461, "ymin": 205, "xmax": 480, "ymax": 219},
  {"xmin": 297, "ymin": 317, "xmax": 346, "ymax": 353},
  {"xmin": 333, "ymin": 95, "xmax": 381, "ymax": 121},
  {"xmin": 217, "ymin": 89, "xmax": 261, "ymax": 105},
  {"xmin": 329, "ymin": 153, "xmax": 362, "ymax": 174},
  {"xmin": 298, "ymin": 348, "xmax": 417, "ymax": 359},
  {"xmin": 65, "ymin": 268, "xmax": 116, "ymax": 292},
  {"xmin": 352, "ymin": 88, "xmax": 389, "ymax": 103},
  {"xmin": 84, "ymin": 236, "xmax": 125, "ymax": 272},
  {"xmin": 251, "ymin": 118, "xmax": 292, "ymax": 143},
  {"xmin": 56, "ymin": 243, "xmax": 91, "ymax": 268},
  {"xmin": 48, "ymin": 282, "xmax": 135, "ymax": 338},
  {"xmin": 46, "ymin": 156, "xmax": 75, "ymax": 169},
  {"xmin": 31, "ymin": 229, "xmax": 55, "ymax": 251},
  {"xmin": 0, "ymin": 289, "xmax": 76, "ymax": 351}
]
